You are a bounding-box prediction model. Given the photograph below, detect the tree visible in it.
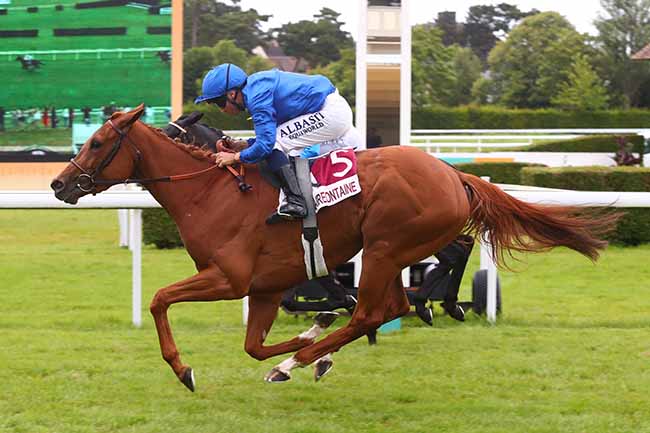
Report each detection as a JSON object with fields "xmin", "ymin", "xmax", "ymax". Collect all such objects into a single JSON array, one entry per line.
[
  {"xmin": 450, "ymin": 45, "xmax": 482, "ymax": 105},
  {"xmin": 211, "ymin": 39, "xmax": 248, "ymax": 66},
  {"xmin": 183, "ymin": 47, "xmax": 215, "ymax": 103},
  {"xmin": 435, "ymin": 12, "xmax": 463, "ymax": 46},
  {"xmin": 487, "ymin": 12, "xmax": 589, "ymax": 108},
  {"xmin": 411, "ymin": 25, "xmax": 457, "ymax": 107},
  {"xmin": 183, "ymin": 0, "xmax": 269, "ymax": 52},
  {"xmin": 273, "ymin": 8, "xmax": 353, "ymax": 69},
  {"xmin": 594, "ymin": 0, "xmax": 650, "ymax": 107},
  {"xmin": 311, "ymin": 48, "xmax": 356, "ymax": 107},
  {"xmin": 462, "ymin": 3, "xmax": 539, "ymax": 65},
  {"xmin": 551, "ymin": 55, "xmax": 609, "ymax": 110},
  {"xmin": 183, "ymin": 40, "xmax": 274, "ymax": 103}
]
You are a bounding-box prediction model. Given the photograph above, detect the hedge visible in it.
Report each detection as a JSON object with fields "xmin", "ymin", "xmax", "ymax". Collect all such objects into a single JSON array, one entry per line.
[
  {"xmin": 181, "ymin": 103, "xmax": 253, "ymax": 130},
  {"xmin": 412, "ymin": 106, "xmax": 650, "ymax": 129},
  {"xmin": 53, "ymin": 27, "xmax": 126, "ymax": 36},
  {"xmin": 523, "ymin": 134, "xmax": 645, "ymax": 153},
  {"xmin": 455, "ymin": 162, "xmax": 545, "ymax": 184},
  {"xmin": 143, "ymin": 209, "xmax": 183, "ymax": 248},
  {"xmin": 0, "ymin": 29, "xmax": 38, "ymax": 37},
  {"xmin": 520, "ymin": 166, "xmax": 650, "ymax": 245},
  {"xmin": 75, "ymin": 0, "xmax": 128, "ymax": 8}
]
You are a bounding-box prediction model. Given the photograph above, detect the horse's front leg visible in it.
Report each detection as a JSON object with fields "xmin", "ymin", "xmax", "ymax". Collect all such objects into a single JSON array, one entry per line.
[
  {"xmin": 244, "ymin": 293, "xmax": 339, "ymax": 364},
  {"xmin": 149, "ymin": 265, "xmax": 246, "ymax": 392}
]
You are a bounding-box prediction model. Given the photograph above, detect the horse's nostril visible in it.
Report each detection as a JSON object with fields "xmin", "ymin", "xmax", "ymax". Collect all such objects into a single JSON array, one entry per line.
[{"xmin": 51, "ymin": 179, "xmax": 64, "ymax": 192}]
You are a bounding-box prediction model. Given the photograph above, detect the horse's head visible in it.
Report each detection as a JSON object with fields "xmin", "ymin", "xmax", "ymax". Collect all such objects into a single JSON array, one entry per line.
[
  {"xmin": 164, "ymin": 112, "xmax": 223, "ymax": 152},
  {"xmin": 51, "ymin": 104, "xmax": 145, "ymax": 204},
  {"xmin": 15, "ymin": 56, "xmax": 22, "ymax": 61}
]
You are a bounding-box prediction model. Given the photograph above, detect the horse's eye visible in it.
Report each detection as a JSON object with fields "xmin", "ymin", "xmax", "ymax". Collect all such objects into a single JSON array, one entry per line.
[{"xmin": 91, "ymin": 140, "xmax": 102, "ymax": 149}]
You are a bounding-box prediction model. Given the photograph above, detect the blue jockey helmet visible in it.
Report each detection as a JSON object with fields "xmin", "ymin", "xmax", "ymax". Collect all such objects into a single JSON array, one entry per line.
[{"xmin": 194, "ymin": 63, "xmax": 248, "ymax": 104}]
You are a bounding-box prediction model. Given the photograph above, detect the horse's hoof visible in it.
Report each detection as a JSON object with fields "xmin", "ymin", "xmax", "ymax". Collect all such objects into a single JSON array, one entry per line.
[
  {"xmin": 415, "ymin": 304, "xmax": 433, "ymax": 326},
  {"xmin": 441, "ymin": 302, "xmax": 465, "ymax": 322},
  {"xmin": 265, "ymin": 367, "xmax": 291, "ymax": 383},
  {"xmin": 314, "ymin": 358, "xmax": 333, "ymax": 382},
  {"xmin": 367, "ymin": 329, "xmax": 378, "ymax": 345},
  {"xmin": 180, "ymin": 367, "xmax": 195, "ymax": 392},
  {"xmin": 314, "ymin": 311, "xmax": 339, "ymax": 328}
]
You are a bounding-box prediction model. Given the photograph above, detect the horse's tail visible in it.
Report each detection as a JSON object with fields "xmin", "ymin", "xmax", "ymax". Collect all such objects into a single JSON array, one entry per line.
[{"xmin": 457, "ymin": 172, "xmax": 620, "ymax": 266}]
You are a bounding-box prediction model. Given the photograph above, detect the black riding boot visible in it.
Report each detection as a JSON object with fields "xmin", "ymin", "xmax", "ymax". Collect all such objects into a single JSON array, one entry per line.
[{"xmin": 269, "ymin": 164, "xmax": 307, "ymax": 222}]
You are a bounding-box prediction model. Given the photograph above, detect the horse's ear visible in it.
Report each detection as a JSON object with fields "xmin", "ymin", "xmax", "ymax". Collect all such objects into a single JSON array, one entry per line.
[
  {"xmin": 186, "ymin": 111, "xmax": 204, "ymax": 125},
  {"xmin": 118, "ymin": 104, "xmax": 145, "ymax": 128}
]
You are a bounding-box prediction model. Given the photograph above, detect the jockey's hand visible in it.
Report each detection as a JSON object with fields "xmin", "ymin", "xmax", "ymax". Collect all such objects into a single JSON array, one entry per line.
[
  {"xmin": 216, "ymin": 137, "xmax": 249, "ymax": 153},
  {"xmin": 214, "ymin": 151, "xmax": 241, "ymax": 167}
]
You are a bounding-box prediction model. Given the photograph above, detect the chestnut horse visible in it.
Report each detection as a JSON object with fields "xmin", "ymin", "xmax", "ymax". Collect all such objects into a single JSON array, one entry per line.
[{"xmin": 51, "ymin": 105, "xmax": 616, "ymax": 391}]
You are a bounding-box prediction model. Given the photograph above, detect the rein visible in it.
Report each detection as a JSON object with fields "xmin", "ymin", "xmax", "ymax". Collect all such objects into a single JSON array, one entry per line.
[{"xmin": 70, "ymin": 119, "xmax": 251, "ymax": 193}]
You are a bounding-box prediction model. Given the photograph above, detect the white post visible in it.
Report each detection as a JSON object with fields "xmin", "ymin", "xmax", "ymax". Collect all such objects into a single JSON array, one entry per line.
[
  {"xmin": 242, "ymin": 296, "xmax": 249, "ymax": 326},
  {"xmin": 356, "ymin": 0, "xmax": 368, "ymax": 146},
  {"xmin": 129, "ymin": 209, "xmax": 143, "ymax": 327},
  {"xmin": 479, "ymin": 177, "xmax": 498, "ymax": 323},
  {"xmin": 401, "ymin": 267, "xmax": 410, "ymax": 288},
  {"xmin": 118, "ymin": 209, "xmax": 129, "ymax": 248},
  {"xmin": 399, "ymin": 0, "xmax": 411, "ymax": 147},
  {"xmin": 351, "ymin": 251, "xmax": 363, "ymax": 288}
]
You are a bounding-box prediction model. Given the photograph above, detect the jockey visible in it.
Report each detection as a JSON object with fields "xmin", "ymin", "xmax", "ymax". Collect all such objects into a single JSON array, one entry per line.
[{"xmin": 194, "ymin": 63, "xmax": 361, "ymax": 222}]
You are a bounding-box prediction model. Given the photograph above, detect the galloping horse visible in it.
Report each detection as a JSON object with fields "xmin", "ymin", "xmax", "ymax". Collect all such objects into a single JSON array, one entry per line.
[
  {"xmin": 51, "ymin": 105, "xmax": 617, "ymax": 391},
  {"xmin": 155, "ymin": 50, "xmax": 171, "ymax": 65},
  {"xmin": 15, "ymin": 55, "xmax": 43, "ymax": 71}
]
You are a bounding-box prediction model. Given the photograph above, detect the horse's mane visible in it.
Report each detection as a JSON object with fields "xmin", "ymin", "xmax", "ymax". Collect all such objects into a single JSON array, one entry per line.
[{"xmin": 140, "ymin": 121, "xmax": 215, "ymax": 163}]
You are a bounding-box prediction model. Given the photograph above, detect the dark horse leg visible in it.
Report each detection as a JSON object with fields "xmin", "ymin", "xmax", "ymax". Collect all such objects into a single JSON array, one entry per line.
[
  {"xmin": 439, "ymin": 235, "xmax": 474, "ymax": 321},
  {"xmin": 266, "ymin": 251, "xmax": 411, "ymax": 382},
  {"xmin": 244, "ymin": 292, "xmax": 339, "ymax": 364},
  {"xmin": 149, "ymin": 265, "xmax": 247, "ymax": 391},
  {"xmin": 413, "ymin": 235, "xmax": 475, "ymax": 324}
]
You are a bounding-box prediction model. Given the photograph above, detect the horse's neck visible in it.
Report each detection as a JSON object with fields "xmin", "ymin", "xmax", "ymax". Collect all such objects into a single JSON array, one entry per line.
[{"xmin": 131, "ymin": 124, "xmax": 223, "ymax": 220}]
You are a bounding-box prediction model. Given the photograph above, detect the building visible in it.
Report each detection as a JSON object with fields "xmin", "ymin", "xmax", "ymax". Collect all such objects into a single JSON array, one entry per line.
[
  {"xmin": 252, "ymin": 40, "xmax": 309, "ymax": 73},
  {"xmin": 358, "ymin": 0, "xmax": 410, "ymax": 146}
]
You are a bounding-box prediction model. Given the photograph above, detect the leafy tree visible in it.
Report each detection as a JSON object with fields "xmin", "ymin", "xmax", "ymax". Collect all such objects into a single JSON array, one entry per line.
[
  {"xmin": 450, "ymin": 46, "xmax": 482, "ymax": 105},
  {"xmin": 463, "ymin": 3, "xmax": 539, "ymax": 65},
  {"xmin": 184, "ymin": 0, "xmax": 269, "ymax": 52},
  {"xmin": 311, "ymin": 48, "xmax": 356, "ymax": 107},
  {"xmin": 435, "ymin": 12, "xmax": 463, "ymax": 46},
  {"xmin": 487, "ymin": 12, "xmax": 589, "ymax": 108},
  {"xmin": 551, "ymin": 55, "xmax": 609, "ymax": 110},
  {"xmin": 183, "ymin": 47, "xmax": 215, "ymax": 103},
  {"xmin": 471, "ymin": 76, "xmax": 493, "ymax": 104},
  {"xmin": 594, "ymin": 0, "xmax": 650, "ymax": 107},
  {"xmin": 211, "ymin": 39, "xmax": 249, "ymax": 66},
  {"xmin": 183, "ymin": 40, "xmax": 273, "ymax": 103},
  {"xmin": 272, "ymin": 8, "xmax": 353, "ymax": 69},
  {"xmin": 412, "ymin": 25, "xmax": 457, "ymax": 107}
]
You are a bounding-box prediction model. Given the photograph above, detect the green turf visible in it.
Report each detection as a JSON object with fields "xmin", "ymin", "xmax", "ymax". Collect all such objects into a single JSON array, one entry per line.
[
  {"xmin": 0, "ymin": 127, "xmax": 71, "ymax": 146},
  {"xmin": 1, "ymin": 209, "xmax": 649, "ymax": 433},
  {"xmin": 1, "ymin": 2, "xmax": 171, "ymax": 109},
  {"xmin": 0, "ymin": 3, "xmax": 170, "ymax": 50},
  {"xmin": 2, "ymin": 56, "xmax": 170, "ymax": 109}
]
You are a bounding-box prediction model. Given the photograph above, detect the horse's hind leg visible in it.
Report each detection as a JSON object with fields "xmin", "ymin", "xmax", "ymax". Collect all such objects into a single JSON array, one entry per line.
[
  {"xmin": 440, "ymin": 235, "xmax": 474, "ymax": 321},
  {"xmin": 244, "ymin": 293, "xmax": 339, "ymax": 363},
  {"xmin": 265, "ymin": 252, "xmax": 409, "ymax": 382}
]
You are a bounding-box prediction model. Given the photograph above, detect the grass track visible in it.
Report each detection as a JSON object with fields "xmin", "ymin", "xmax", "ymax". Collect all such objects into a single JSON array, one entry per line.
[
  {"xmin": 1, "ymin": 2, "xmax": 170, "ymax": 109},
  {"xmin": 1, "ymin": 210, "xmax": 650, "ymax": 433},
  {"xmin": 2, "ymin": 57, "xmax": 170, "ymax": 109}
]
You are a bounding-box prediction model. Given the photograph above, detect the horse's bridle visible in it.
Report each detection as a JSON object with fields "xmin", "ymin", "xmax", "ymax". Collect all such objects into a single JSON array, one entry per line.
[
  {"xmin": 70, "ymin": 118, "xmax": 252, "ymax": 193},
  {"xmin": 70, "ymin": 119, "xmax": 143, "ymax": 193}
]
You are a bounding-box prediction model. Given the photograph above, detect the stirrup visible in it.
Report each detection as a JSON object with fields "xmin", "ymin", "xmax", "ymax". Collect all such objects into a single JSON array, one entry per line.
[{"xmin": 266, "ymin": 211, "xmax": 304, "ymax": 225}]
